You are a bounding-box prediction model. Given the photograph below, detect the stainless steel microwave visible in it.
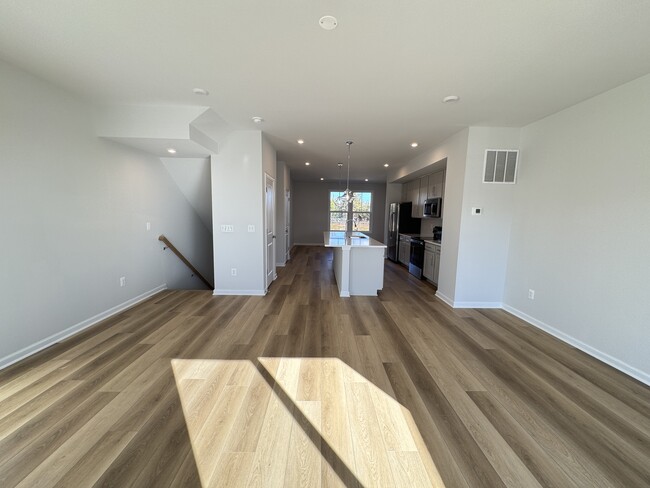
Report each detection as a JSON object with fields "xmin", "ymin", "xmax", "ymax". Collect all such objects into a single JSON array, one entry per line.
[{"xmin": 423, "ymin": 197, "xmax": 442, "ymax": 218}]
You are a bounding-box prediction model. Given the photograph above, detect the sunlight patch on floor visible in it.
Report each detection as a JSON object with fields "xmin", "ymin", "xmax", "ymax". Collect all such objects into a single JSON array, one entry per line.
[{"xmin": 171, "ymin": 357, "xmax": 445, "ymax": 487}]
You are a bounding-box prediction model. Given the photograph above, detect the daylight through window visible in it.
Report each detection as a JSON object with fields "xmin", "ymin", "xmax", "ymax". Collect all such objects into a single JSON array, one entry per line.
[{"xmin": 329, "ymin": 191, "xmax": 372, "ymax": 232}]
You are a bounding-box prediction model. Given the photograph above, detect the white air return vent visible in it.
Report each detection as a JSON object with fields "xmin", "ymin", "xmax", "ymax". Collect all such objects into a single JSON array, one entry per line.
[{"xmin": 484, "ymin": 150, "xmax": 518, "ymax": 183}]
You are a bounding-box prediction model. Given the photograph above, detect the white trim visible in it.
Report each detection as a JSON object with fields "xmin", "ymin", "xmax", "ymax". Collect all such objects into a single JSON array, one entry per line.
[
  {"xmin": 434, "ymin": 291, "xmax": 502, "ymax": 309},
  {"xmin": 293, "ymin": 242, "xmax": 325, "ymax": 246},
  {"xmin": 213, "ymin": 289, "xmax": 267, "ymax": 296},
  {"xmin": 435, "ymin": 291, "xmax": 454, "ymax": 307},
  {"xmin": 453, "ymin": 301, "xmax": 503, "ymax": 309},
  {"xmin": 276, "ymin": 260, "xmax": 287, "ymax": 267},
  {"xmin": 503, "ymin": 304, "xmax": 650, "ymax": 387},
  {"xmin": 0, "ymin": 284, "xmax": 167, "ymax": 371}
]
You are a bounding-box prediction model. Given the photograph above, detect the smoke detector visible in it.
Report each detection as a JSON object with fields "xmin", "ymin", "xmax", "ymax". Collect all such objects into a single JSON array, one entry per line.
[{"xmin": 319, "ymin": 16, "xmax": 338, "ymax": 30}]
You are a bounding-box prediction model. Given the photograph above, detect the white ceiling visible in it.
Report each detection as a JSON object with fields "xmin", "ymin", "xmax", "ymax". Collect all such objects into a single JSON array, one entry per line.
[{"xmin": 2, "ymin": 1, "xmax": 650, "ymax": 182}]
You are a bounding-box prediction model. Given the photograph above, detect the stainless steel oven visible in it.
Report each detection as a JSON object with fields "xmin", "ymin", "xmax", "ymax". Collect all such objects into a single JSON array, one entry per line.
[{"xmin": 408, "ymin": 237, "xmax": 425, "ymax": 279}]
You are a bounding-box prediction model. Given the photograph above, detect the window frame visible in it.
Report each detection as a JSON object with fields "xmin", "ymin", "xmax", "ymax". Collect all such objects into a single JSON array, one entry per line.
[{"xmin": 328, "ymin": 190, "xmax": 373, "ymax": 233}]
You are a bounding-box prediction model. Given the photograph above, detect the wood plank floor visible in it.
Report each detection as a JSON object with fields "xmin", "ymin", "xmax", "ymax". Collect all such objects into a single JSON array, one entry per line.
[{"xmin": 0, "ymin": 245, "xmax": 649, "ymax": 487}]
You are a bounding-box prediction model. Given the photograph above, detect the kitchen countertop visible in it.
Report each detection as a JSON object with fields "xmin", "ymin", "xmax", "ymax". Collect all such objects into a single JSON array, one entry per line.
[
  {"xmin": 323, "ymin": 231, "xmax": 387, "ymax": 248},
  {"xmin": 422, "ymin": 238, "xmax": 442, "ymax": 246},
  {"xmin": 399, "ymin": 233, "xmax": 441, "ymax": 245}
]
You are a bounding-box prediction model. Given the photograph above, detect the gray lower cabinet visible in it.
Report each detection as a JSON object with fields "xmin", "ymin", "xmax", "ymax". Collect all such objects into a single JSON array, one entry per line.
[
  {"xmin": 433, "ymin": 246, "xmax": 441, "ymax": 284},
  {"xmin": 424, "ymin": 242, "xmax": 441, "ymax": 284},
  {"xmin": 398, "ymin": 235, "xmax": 411, "ymax": 266},
  {"xmin": 423, "ymin": 248, "xmax": 434, "ymax": 280}
]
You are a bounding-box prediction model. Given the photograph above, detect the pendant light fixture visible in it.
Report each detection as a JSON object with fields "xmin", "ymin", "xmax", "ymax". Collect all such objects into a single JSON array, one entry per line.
[{"xmin": 343, "ymin": 140, "xmax": 355, "ymax": 204}]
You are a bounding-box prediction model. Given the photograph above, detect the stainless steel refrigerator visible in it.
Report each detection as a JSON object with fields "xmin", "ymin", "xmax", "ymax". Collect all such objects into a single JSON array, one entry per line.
[{"xmin": 387, "ymin": 202, "xmax": 421, "ymax": 262}]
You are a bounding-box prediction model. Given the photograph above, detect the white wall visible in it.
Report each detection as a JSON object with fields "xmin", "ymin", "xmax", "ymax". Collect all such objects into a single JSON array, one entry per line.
[
  {"xmin": 504, "ymin": 74, "xmax": 650, "ymax": 381},
  {"xmin": 275, "ymin": 161, "xmax": 291, "ymax": 265},
  {"xmin": 161, "ymin": 157, "xmax": 212, "ymax": 231},
  {"xmin": 211, "ymin": 131, "xmax": 268, "ymax": 294},
  {"xmin": 453, "ymin": 127, "xmax": 521, "ymax": 306},
  {"xmin": 0, "ymin": 59, "xmax": 213, "ymax": 366},
  {"xmin": 292, "ymin": 181, "xmax": 387, "ymax": 245}
]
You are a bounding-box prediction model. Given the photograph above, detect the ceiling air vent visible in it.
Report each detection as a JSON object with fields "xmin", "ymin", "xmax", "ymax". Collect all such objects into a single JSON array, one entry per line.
[{"xmin": 483, "ymin": 150, "xmax": 518, "ymax": 184}]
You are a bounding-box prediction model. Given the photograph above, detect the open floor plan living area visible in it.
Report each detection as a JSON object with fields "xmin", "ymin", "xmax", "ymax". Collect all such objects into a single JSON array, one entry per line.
[
  {"xmin": 1, "ymin": 2, "xmax": 649, "ymax": 487},
  {"xmin": 1, "ymin": 248, "xmax": 649, "ymax": 487}
]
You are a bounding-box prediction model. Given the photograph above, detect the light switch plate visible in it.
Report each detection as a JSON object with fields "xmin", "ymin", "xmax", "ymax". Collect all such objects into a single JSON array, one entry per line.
[{"xmin": 220, "ymin": 225, "xmax": 234, "ymax": 233}]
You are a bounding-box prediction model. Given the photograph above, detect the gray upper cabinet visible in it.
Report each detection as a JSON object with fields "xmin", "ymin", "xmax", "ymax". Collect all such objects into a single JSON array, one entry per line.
[
  {"xmin": 401, "ymin": 169, "xmax": 446, "ymax": 218},
  {"xmin": 428, "ymin": 170, "xmax": 444, "ymax": 198},
  {"xmin": 418, "ymin": 176, "xmax": 428, "ymax": 217}
]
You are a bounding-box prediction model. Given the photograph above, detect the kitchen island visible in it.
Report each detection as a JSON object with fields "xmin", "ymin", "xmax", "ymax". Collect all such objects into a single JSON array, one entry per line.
[{"xmin": 323, "ymin": 231, "xmax": 387, "ymax": 297}]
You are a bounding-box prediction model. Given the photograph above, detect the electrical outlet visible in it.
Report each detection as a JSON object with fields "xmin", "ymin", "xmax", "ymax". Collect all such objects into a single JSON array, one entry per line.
[
  {"xmin": 120, "ymin": 276, "xmax": 126, "ymax": 287},
  {"xmin": 220, "ymin": 225, "xmax": 234, "ymax": 233},
  {"xmin": 146, "ymin": 222, "xmax": 151, "ymax": 231},
  {"xmin": 247, "ymin": 225, "xmax": 255, "ymax": 232},
  {"xmin": 231, "ymin": 268, "xmax": 237, "ymax": 276},
  {"xmin": 528, "ymin": 289, "xmax": 535, "ymax": 300}
]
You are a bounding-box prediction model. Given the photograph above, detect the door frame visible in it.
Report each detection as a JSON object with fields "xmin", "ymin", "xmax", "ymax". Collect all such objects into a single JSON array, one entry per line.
[{"xmin": 264, "ymin": 173, "xmax": 276, "ymax": 291}]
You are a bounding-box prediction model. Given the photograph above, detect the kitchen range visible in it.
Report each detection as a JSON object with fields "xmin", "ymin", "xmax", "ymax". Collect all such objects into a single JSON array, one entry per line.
[{"xmin": 408, "ymin": 228, "xmax": 442, "ymax": 282}]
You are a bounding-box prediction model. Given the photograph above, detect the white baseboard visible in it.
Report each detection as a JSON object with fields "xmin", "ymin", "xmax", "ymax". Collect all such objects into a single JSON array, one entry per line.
[
  {"xmin": 213, "ymin": 289, "xmax": 266, "ymax": 296},
  {"xmin": 435, "ymin": 291, "xmax": 454, "ymax": 307},
  {"xmin": 0, "ymin": 284, "xmax": 168, "ymax": 371},
  {"xmin": 433, "ymin": 292, "xmax": 502, "ymax": 309},
  {"xmin": 276, "ymin": 261, "xmax": 286, "ymax": 267},
  {"xmin": 503, "ymin": 304, "xmax": 650, "ymax": 387},
  {"xmin": 454, "ymin": 301, "xmax": 503, "ymax": 309},
  {"xmin": 294, "ymin": 243, "xmax": 324, "ymax": 246}
]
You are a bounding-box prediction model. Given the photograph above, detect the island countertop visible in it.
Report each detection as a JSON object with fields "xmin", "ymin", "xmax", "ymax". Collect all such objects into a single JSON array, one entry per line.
[{"xmin": 323, "ymin": 231, "xmax": 387, "ymax": 248}]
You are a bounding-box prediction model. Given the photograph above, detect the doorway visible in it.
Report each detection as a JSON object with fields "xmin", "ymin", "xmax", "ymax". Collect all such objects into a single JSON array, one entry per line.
[{"xmin": 264, "ymin": 174, "xmax": 276, "ymax": 290}]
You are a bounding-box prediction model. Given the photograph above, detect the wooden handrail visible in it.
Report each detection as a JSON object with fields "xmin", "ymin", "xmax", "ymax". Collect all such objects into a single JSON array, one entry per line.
[{"xmin": 159, "ymin": 235, "xmax": 213, "ymax": 290}]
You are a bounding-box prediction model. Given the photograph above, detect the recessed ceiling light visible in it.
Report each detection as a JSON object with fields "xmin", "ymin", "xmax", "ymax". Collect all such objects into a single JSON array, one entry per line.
[
  {"xmin": 384, "ymin": 163, "xmax": 390, "ymax": 167},
  {"xmin": 319, "ymin": 15, "xmax": 338, "ymax": 30},
  {"xmin": 297, "ymin": 139, "xmax": 305, "ymax": 144},
  {"xmin": 192, "ymin": 88, "xmax": 209, "ymax": 96},
  {"xmin": 443, "ymin": 95, "xmax": 460, "ymax": 103},
  {"xmin": 320, "ymin": 177, "xmax": 324, "ymax": 181},
  {"xmin": 364, "ymin": 178, "xmax": 369, "ymax": 182},
  {"xmin": 411, "ymin": 142, "xmax": 419, "ymax": 148},
  {"xmin": 167, "ymin": 148, "xmax": 177, "ymax": 154},
  {"xmin": 305, "ymin": 162, "xmax": 310, "ymax": 166},
  {"xmin": 252, "ymin": 116, "xmax": 264, "ymax": 124}
]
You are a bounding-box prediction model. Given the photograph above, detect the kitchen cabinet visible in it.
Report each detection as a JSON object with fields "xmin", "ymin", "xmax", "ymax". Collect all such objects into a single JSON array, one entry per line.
[
  {"xmin": 401, "ymin": 169, "xmax": 446, "ymax": 218},
  {"xmin": 398, "ymin": 234, "xmax": 411, "ymax": 266},
  {"xmin": 408, "ymin": 181, "xmax": 420, "ymax": 217},
  {"xmin": 427, "ymin": 170, "xmax": 444, "ymax": 199},
  {"xmin": 424, "ymin": 242, "xmax": 441, "ymax": 284},
  {"xmin": 418, "ymin": 176, "xmax": 429, "ymax": 218},
  {"xmin": 433, "ymin": 245, "xmax": 441, "ymax": 284},
  {"xmin": 423, "ymin": 247, "xmax": 434, "ymax": 281}
]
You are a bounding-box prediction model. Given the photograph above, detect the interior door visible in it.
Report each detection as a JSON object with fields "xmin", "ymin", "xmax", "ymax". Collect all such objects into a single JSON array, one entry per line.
[
  {"xmin": 265, "ymin": 174, "xmax": 275, "ymax": 290},
  {"xmin": 285, "ymin": 189, "xmax": 291, "ymax": 262}
]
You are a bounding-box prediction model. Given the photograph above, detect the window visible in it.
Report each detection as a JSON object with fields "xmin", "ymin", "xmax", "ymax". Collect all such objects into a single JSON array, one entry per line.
[{"xmin": 329, "ymin": 191, "xmax": 372, "ymax": 232}]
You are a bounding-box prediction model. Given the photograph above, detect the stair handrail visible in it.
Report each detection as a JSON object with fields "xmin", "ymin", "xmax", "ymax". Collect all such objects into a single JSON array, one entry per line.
[{"xmin": 158, "ymin": 235, "xmax": 213, "ymax": 290}]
